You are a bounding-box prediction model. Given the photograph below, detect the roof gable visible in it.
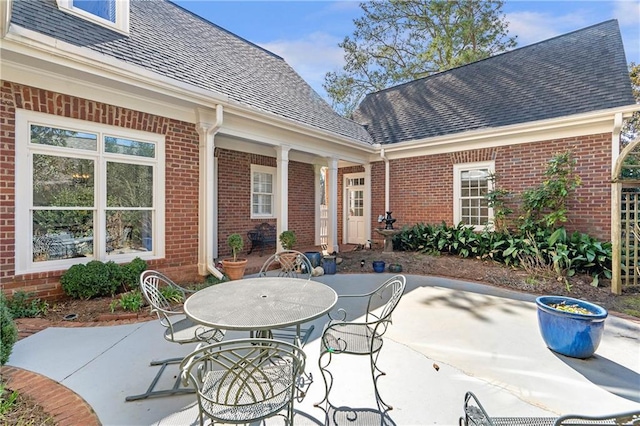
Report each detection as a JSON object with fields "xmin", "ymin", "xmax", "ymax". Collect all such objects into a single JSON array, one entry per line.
[
  {"xmin": 11, "ymin": 0, "xmax": 373, "ymax": 144},
  {"xmin": 352, "ymin": 20, "xmax": 635, "ymax": 145}
]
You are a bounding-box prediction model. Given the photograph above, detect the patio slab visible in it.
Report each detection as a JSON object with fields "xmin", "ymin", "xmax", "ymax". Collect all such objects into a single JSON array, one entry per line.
[{"xmin": 7, "ymin": 274, "xmax": 639, "ymax": 425}]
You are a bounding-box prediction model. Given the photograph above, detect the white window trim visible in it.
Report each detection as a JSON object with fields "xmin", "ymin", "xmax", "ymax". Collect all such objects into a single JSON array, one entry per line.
[
  {"xmin": 56, "ymin": 0, "xmax": 130, "ymax": 35},
  {"xmin": 15, "ymin": 109, "xmax": 164, "ymax": 275},
  {"xmin": 453, "ymin": 161, "xmax": 495, "ymax": 231},
  {"xmin": 250, "ymin": 164, "xmax": 276, "ymax": 219}
]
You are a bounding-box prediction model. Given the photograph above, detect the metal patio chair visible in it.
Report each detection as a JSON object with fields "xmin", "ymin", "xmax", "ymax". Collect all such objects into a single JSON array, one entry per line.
[
  {"xmin": 314, "ymin": 274, "xmax": 407, "ymax": 412},
  {"xmin": 126, "ymin": 270, "xmax": 225, "ymax": 401},
  {"xmin": 459, "ymin": 391, "xmax": 640, "ymax": 426},
  {"xmin": 257, "ymin": 250, "xmax": 316, "ymax": 347},
  {"xmin": 180, "ymin": 338, "xmax": 306, "ymax": 426}
]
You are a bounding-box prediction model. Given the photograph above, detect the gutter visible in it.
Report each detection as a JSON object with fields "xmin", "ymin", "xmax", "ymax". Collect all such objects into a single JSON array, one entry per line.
[
  {"xmin": 199, "ymin": 105, "xmax": 225, "ymax": 280},
  {"xmin": 380, "ymin": 147, "xmax": 390, "ymax": 212}
]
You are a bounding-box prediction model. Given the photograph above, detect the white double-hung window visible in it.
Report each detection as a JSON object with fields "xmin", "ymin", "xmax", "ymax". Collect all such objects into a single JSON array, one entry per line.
[
  {"xmin": 15, "ymin": 110, "xmax": 164, "ymax": 274},
  {"xmin": 251, "ymin": 165, "xmax": 275, "ymax": 218},
  {"xmin": 453, "ymin": 162, "xmax": 494, "ymax": 230}
]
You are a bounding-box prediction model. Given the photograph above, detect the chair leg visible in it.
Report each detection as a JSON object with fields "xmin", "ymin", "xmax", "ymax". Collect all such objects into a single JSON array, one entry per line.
[
  {"xmin": 370, "ymin": 345, "xmax": 392, "ymax": 411},
  {"xmin": 125, "ymin": 357, "xmax": 195, "ymax": 401},
  {"xmin": 314, "ymin": 350, "xmax": 334, "ymax": 411}
]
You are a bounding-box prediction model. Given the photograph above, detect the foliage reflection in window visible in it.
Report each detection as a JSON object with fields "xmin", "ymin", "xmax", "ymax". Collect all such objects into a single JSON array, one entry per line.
[{"xmin": 454, "ymin": 163, "xmax": 494, "ymax": 229}]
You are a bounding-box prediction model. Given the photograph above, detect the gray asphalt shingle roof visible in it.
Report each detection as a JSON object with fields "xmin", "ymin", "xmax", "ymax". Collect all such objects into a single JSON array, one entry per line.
[
  {"xmin": 351, "ymin": 20, "xmax": 635, "ymax": 145},
  {"xmin": 11, "ymin": 0, "xmax": 374, "ymax": 145}
]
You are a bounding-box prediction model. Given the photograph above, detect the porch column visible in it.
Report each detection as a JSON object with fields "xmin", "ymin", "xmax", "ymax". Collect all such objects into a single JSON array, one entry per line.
[
  {"xmin": 275, "ymin": 145, "xmax": 290, "ymax": 251},
  {"xmin": 314, "ymin": 164, "xmax": 323, "ymax": 246},
  {"xmin": 327, "ymin": 157, "xmax": 339, "ymax": 254},
  {"xmin": 363, "ymin": 163, "xmax": 372, "ymax": 248}
]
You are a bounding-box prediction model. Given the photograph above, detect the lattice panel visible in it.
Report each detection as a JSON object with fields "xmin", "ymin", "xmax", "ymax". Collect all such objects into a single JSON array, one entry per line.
[{"xmin": 621, "ymin": 188, "xmax": 640, "ymax": 288}]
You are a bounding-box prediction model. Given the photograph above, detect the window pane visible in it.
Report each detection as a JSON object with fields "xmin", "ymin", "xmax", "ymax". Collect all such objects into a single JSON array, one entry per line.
[
  {"xmin": 106, "ymin": 162, "xmax": 153, "ymax": 207},
  {"xmin": 105, "ymin": 136, "xmax": 156, "ymax": 158},
  {"xmin": 73, "ymin": 0, "xmax": 116, "ymax": 22},
  {"xmin": 31, "ymin": 125, "xmax": 97, "ymax": 151},
  {"xmin": 33, "ymin": 154, "xmax": 94, "ymax": 207},
  {"xmin": 106, "ymin": 210, "xmax": 152, "ymax": 255},
  {"xmin": 33, "ymin": 210, "xmax": 94, "ymax": 261}
]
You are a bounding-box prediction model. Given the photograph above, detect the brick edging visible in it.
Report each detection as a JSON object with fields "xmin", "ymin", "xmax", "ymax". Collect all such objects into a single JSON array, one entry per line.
[{"xmin": 1, "ymin": 366, "xmax": 101, "ymax": 426}]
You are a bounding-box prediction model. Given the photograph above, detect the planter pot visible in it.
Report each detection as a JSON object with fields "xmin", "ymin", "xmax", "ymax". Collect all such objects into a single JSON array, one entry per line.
[
  {"xmin": 221, "ymin": 258, "xmax": 248, "ymax": 281},
  {"xmin": 536, "ymin": 295, "xmax": 608, "ymax": 359},
  {"xmin": 304, "ymin": 251, "xmax": 322, "ymax": 268},
  {"xmin": 372, "ymin": 260, "xmax": 385, "ymax": 273},
  {"xmin": 388, "ymin": 263, "xmax": 403, "ymax": 273}
]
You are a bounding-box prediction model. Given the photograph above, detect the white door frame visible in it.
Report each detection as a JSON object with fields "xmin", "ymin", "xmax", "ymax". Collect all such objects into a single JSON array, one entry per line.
[{"xmin": 343, "ymin": 172, "xmax": 367, "ymax": 245}]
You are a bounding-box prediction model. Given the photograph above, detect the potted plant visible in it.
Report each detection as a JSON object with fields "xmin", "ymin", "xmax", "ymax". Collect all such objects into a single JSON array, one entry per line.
[
  {"xmin": 535, "ymin": 295, "xmax": 608, "ymax": 359},
  {"xmin": 221, "ymin": 233, "xmax": 248, "ymax": 280},
  {"xmin": 279, "ymin": 230, "xmax": 297, "ymax": 250}
]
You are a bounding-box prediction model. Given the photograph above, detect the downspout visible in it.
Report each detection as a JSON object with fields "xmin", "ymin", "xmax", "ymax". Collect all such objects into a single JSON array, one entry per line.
[
  {"xmin": 610, "ymin": 112, "xmax": 623, "ymax": 294},
  {"xmin": 0, "ymin": 0, "xmax": 12, "ymax": 39},
  {"xmin": 198, "ymin": 105, "xmax": 224, "ymax": 280},
  {"xmin": 380, "ymin": 148, "xmax": 390, "ymax": 212}
]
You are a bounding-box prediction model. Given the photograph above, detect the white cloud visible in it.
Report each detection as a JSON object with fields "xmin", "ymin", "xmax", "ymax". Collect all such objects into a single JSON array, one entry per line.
[
  {"xmin": 260, "ymin": 32, "xmax": 346, "ymax": 95},
  {"xmin": 612, "ymin": 0, "xmax": 640, "ymax": 27},
  {"xmin": 506, "ymin": 10, "xmax": 591, "ymax": 47}
]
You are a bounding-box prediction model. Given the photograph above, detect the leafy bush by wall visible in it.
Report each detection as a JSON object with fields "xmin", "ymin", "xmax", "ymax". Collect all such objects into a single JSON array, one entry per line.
[
  {"xmin": 0, "ymin": 294, "xmax": 18, "ymax": 366},
  {"xmin": 61, "ymin": 260, "xmax": 122, "ymax": 299},
  {"xmin": 120, "ymin": 257, "xmax": 147, "ymax": 291}
]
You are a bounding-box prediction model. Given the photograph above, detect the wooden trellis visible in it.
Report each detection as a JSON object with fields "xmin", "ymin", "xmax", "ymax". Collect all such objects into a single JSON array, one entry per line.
[{"xmin": 612, "ymin": 137, "xmax": 640, "ymax": 294}]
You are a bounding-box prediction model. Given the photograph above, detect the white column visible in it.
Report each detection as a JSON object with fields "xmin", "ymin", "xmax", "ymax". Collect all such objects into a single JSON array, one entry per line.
[
  {"xmin": 363, "ymin": 163, "xmax": 372, "ymax": 249},
  {"xmin": 275, "ymin": 145, "xmax": 290, "ymax": 251},
  {"xmin": 314, "ymin": 164, "xmax": 323, "ymax": 246},
  {"xmin": 327, "ymin": 157, "xmax": 339, "ymax": 254}
]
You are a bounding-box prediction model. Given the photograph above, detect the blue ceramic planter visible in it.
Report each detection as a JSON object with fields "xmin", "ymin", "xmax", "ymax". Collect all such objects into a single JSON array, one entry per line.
[
  {"xmin": 536, "ymin": 296, "xmax": 608, "ymax": 359},
  {"xmin": 372, "ymin": 260, "xmax": 385, "ymax": 273}
]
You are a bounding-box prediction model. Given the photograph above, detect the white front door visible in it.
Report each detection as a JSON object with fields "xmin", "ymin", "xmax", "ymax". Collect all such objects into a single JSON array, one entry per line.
[{"xmin": 345, "ymin": 174, "xmax": 366, "ymax": 245}]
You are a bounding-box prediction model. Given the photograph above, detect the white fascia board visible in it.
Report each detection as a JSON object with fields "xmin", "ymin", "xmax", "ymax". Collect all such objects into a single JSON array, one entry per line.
[
  {"xmin": 1, "ymin": 26, "xmax": 228, "ymax": 111},
  {"xmin": 223, "ymin": 103, "xmax": 375, "ymax": 153},
  {"xmin": 376, "ymin": 105, "xmax": 640, "ymax": 161}
]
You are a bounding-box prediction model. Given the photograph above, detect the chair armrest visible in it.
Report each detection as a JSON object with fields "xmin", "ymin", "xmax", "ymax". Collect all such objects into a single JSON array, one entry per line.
[{"xmin": 461, "ymin": 391, "xmax": 495, "ymax": 426}]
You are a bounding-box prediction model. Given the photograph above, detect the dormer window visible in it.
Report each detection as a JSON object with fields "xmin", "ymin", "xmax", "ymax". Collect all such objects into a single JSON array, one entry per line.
[{"xmin": 57, "ymin": 0, "xmax": 129, "ymax": 35}]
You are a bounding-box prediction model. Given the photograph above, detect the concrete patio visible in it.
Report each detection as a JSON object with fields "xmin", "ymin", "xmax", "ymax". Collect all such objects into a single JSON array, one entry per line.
[{"xmin": 7, "ymin": 273, "xmax": 640, "ymax": 425}]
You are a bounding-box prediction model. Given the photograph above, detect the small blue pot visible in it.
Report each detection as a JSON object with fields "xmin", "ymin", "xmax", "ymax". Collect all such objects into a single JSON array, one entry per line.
[
  {"xmin": 372, "ymin": 260, "xmax": 385, "ymax": 273},
  {"xmin": 536, "ymin": 296, "xmax": 608, "ymax": 359}
]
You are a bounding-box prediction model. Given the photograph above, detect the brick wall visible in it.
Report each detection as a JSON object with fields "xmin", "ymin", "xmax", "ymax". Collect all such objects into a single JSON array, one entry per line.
[
  {"xmin": 0, "ymin": 81, "xmax": 203, "ymax": 299},
  {"xmin": 216, "ymin": 149, "xmax": 316, "ymax": 258},
  {"xmin": 376, "ymin": 137, "xmax": 611, "ymax": 241}
]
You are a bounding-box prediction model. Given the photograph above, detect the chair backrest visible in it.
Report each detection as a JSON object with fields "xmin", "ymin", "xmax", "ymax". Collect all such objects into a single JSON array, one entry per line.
[
  {"xmin": 258, "ymin": 250, "xmax": 313, "ymax": 279},
  {"xmin": 365, "ymin": 274, "xmax": 407, "ymax": 325},
  {"xmin": 554, "ymin": 410, "xmax": 640, "ymax": 425},
  {"xmin": 139, "ymin": 270, "xmax": 188, "ymax": 318},
  {"xmin": 180, "ymin": 338, "xmax": 306, "ymax": 424}
]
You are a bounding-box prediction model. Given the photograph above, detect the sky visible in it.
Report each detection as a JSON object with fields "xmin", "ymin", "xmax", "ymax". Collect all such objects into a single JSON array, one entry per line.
[{"xmin": 172, "ymin": 1, "xmax": 640, "ymax": 99}]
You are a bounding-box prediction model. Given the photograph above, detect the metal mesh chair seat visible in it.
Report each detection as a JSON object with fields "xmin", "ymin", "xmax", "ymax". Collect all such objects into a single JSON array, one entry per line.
[
  {"xmin": 322, "ymin": 321, "xmax": 383, "ymax": 355},
  {"xmin": 460, "ymin": 392, "xmax": 640, "ymax": 426},
  {"xmin": 181, "ymin": 338, "xmax": 306, "ymax": 426},
  {"xmin": 163, "ymin": 317, "xmax": 225, "ymax": 343}
]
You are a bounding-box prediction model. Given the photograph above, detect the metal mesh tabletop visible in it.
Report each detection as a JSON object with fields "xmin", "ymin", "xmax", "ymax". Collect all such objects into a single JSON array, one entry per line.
[{"xmin": 183, "ymin": 278, "xmax": 338, "ymax": 331}]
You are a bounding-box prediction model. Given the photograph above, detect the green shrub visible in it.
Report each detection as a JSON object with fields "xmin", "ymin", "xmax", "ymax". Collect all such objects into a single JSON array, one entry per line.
[
  {"xmin": 0, "ymin": 294, "xmax": 18, "ymax": 366},
  {"xmin": 5, "ymin": 291, "xmax": 48, "ymax": 318},
  {"xmin": 120, "ymin": 257, "xmax": 147, "ymax": 291},
  {"xmin": 61, "ymin": 260, "xmax": 123, "ymax": 299}
]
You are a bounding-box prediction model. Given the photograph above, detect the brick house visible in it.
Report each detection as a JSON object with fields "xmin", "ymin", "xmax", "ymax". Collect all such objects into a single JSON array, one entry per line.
[{"xmin": 0, "ymin": 0, "xmax": 637, "ymax": 299}]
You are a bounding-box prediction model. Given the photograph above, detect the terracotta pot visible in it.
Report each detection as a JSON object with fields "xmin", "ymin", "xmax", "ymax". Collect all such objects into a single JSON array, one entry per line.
[{"xmin": 221, "ymin": 258, "xmax": 248, "ymax": 280}]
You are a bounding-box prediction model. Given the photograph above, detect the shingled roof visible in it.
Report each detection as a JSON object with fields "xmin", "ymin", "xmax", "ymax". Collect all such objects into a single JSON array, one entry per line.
[
  {"xmin": 351, "ymin": 20, "xmax": 635, "ymax": 145},
  {"xmin": 10, "ymin": 0, "xmax": 373, "ymax": 145}
]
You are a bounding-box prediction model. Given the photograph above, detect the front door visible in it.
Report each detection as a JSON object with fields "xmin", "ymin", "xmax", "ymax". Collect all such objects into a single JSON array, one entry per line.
[{"xmin": 346, "ymin": 174, "xmax": 366, "ymax": 245}]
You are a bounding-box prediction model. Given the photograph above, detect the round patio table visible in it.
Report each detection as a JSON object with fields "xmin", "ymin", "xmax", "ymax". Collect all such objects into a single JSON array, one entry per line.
[{"xmin": 184, "ymin": 277, "xmax": 338, "ymax": 333}]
